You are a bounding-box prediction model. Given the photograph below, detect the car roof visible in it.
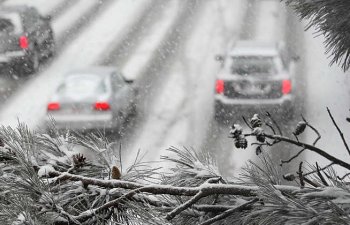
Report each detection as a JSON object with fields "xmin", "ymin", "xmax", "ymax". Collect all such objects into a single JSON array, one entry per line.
[
  {"xmin": 65, "ymin": 67, "xmax": 118, "ymax": 78},
  {"xmin": 229, "ymin": 41, "xmax": 279, "ymax": 57},
  {"xmin": 0, "ymin": 5, "xmax": 32, "ymax": 14}
]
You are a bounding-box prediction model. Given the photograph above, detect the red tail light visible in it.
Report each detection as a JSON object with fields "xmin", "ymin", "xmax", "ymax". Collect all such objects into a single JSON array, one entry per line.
[
  {"xmin": 282, "ymin": 79, "xmax": 292, "ymax": 94},
  {"xmin": 94, "ymin": 102, "xmax": 110, "ymax": 111},
  {"xmin": 216, "ymin": 79, "xmax": 224, "ymax": 94},
  {"xmin": 19, "ymin": 36, "xmax": 29, "ymax": 49},
  {"xmin": 47, "ymin": 102, "xmax": 60, "ymax": 111}
]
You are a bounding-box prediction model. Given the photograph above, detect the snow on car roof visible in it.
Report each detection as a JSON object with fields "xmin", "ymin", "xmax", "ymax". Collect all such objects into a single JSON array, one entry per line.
[{"xmin": 229, "ymin": 41, "xmax": 279, "ymax": 57}]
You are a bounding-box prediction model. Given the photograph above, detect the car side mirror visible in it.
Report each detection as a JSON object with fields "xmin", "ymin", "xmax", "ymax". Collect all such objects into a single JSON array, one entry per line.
[
  {"xmin": 291, "ymin": 55, "xmax": 300, "ymax": 62},
  {"xmin": 215, "ymin": 54, "xmax": 224, "ymax": 62},
  {"xmin": 124, "ymin": 79, "xmax": 134, "ymax": 84},
  {"xmin": 41, "ymin": 15, "xmax": 51, "ymax": 21}
]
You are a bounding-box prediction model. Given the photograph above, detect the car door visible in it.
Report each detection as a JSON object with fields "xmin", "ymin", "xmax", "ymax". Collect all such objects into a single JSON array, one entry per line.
[
  {"xmin": 111, "ymin": 72, "xmax": 129, "ymax": 119},
  {"xmin": 24, "ymin": 8, "xmax": 48, "ymax": 55}
]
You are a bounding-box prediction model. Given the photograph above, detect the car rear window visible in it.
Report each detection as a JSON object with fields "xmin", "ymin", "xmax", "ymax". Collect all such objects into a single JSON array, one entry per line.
[
  {"xmin": 0, "ymin": 13, "xmax": 22, "ymax": 34},
  {"xmin": 58, "ymin": 75, "xmax": 107, "ymax": 96},
  {"xmin": 230, "ymin": 56, "xmax": 277, "ymax": 75}
]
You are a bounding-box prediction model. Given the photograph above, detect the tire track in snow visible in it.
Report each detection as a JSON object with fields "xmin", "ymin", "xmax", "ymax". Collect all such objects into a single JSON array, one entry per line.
[{"xmin": 112, "ymin": 0, "xmax": 204, "ymax": 165}]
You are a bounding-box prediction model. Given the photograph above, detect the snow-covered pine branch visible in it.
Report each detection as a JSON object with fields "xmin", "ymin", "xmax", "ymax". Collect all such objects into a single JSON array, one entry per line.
[{"xmin": 2, "ymin": 112, "xmax": 350, "ymax": 224}]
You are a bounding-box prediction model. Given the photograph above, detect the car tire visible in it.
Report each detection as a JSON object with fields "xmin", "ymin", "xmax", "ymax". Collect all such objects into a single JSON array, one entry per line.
[
  {"xmin": 19, "ymin": 48, "xmax": 39, "ymax": 75},
  {"xmin": 45, "ymin": 31, "xmax": 55, "ymax": 59},
  {"xmin": 214, "ymin": 102, "xmax": 225, "ymax": 122},
  {"xmin": 283, "ymin": 104, "xmax": 295, "ymax": 121}
]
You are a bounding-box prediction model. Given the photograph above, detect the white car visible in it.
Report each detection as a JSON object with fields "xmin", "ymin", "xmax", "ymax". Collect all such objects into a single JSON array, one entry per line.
[{"xmin": 46, "ymin": 67, "xmax": 137, "ymax": 133}]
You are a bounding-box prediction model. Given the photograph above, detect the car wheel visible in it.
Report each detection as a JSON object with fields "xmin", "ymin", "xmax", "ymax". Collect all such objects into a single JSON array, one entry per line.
[
  {"xmin": 214, "ymin": 102, "xmax": 225, "ymax": 121},
  {"xmin": 46, "ymin": 31, "xmax": 55, "ymax": 59},
  {"xmin": 20, "ymin": 49, "xmax": 39, "ymax": 75},
  {"xmin": 282, "ymin": 105, "xmax": 295, "ymax": 121},
  {"xmin": 129, "ymin": 102, "xmax": 137, "ymax": 117}
]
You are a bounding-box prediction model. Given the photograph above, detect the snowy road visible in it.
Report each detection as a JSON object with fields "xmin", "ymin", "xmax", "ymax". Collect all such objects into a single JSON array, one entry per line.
[{"xmin": 0, "ymin": 0, "xmax": 347, "ymax": 177}]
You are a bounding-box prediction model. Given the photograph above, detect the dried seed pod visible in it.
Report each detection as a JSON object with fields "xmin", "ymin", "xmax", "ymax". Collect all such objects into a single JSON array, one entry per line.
[
  {"xmin": 293, "ymin": 121, "xmax": 307, "ymax": 135},
  {"xmin": 250, "ymin": 114, "xmax": 262, "ymax": 128},
  {"xmin": 234, "ymin": 135, "xmax": 248, "ymax": 149},
  {"xmin": 111, "ymin": 165, "xmax": 121, "ymax": 180},
  {"xmin": 283, "ymin": 173, "xmax": 296, "ymax": 181},
  {"xmin": 255, "ymin": 146, "xmax": 262, "ymax": 155}
]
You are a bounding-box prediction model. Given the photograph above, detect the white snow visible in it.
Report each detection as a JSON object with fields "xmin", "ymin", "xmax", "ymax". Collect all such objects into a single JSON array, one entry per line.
[
  {"xmin": 38, "ymin": 164, "xmax": 56, "ymax": 177},
  {"xmin": 122, "ymin": 0, "xmax": 180, "ymax": 80},
  {"xmin": 303, "ymin": 25, "xmax": 350, "ymax": 175}
]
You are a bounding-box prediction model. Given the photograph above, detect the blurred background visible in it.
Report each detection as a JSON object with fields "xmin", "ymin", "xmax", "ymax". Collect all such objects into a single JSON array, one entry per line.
[{"xmin": 0, "ymin": 0, "xmax": 349, "ymax": 176}]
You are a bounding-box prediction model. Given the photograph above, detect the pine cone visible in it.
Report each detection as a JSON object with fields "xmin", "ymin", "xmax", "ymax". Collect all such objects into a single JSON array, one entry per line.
[
  {"xmin": 229, "ymin": 124, "xmax": 243, "ymax": 138},
  {"xmin": 293, "ymin": 121, "xmax": 307, "ymax": 135},
  {"xmin": 283, "ymin": 173, "xmax": 296, "ymax": 181},
  {"xmin": 250, "ymin": 114, "xmax": 262, "ymax": 128},
  {"xmin": 234, "ymin": 135, "xmax": 248, "ymax": 149},
  {"xmin": 111, "ymin": 166, "xmax": 121, "ymax": 180},
  {"xmin": 253, "ymin": 127, "xmax": 265, "ymax": 143},
  {"xmin": 72, "ymin": 154, "xmax": 86, "ymax": 168},
  {"xmin": 255, "ymin": 146, "xmax": 262, "ymax": 155}
]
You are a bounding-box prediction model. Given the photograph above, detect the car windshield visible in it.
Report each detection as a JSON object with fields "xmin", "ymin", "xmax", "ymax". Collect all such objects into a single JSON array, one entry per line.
[
  {"xmin": 230, "ymin": 56, "xmax": 276, "ymax": 74},
  {"xmin": 0, "ymin": 13, "xmax": 22, "ymax": 34},
  {"xmin": 58, "ymin": 75, "xmax": 107, "ymax": 96}
]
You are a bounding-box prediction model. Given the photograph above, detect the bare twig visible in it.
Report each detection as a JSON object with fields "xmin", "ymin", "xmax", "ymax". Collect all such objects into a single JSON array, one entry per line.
[
  {"xmin": 301, "ymin": 115, "xmax": 321, "ymax": 146},
  {"xmin": 199, "ymin": 198, "xmax": 259, "ymax": 225},
  {"xmin": 337, "ymin": 173, "xmax": 350, "ymax": 181},
  {"xmin": 244, "ymin": 133, "xmax": 350, "ymax": 171},
  {"xmin": 166, "ymin": 190, "xmax": 205, "ymax": 220},
  {"xmin": 242, "ymin": 116, "xmax": 252, "ymax": 129},
  {"xmin": 265, "ymin": 111, "xmax": 282, "ymax": 136},
  {"xmin": 316, "ymin": 162, "xmax": 329, "ymax": 186},
  {"xmin": 298, "ymin": 162, "xmax": 305, "ymax": 188},
  {"xmin": 327, "ymin": 107, "xmax": 350, "ymax": 156},
  {"xmin": 304, "ymin": 163, "xmax": 335, "ymax": 177},
  {"xmin": 281, "ymin": 149, "xmax": 305, "ymax": 165}
]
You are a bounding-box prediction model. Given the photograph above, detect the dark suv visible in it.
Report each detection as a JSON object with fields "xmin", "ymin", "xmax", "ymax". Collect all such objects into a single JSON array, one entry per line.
[
  {"xmin": 0, "ymin": 5, "xmax": 55, "ymax": 74},
  {"xmin": 214, "ymin": 41, "xmax": 296, "ymax": 121}
]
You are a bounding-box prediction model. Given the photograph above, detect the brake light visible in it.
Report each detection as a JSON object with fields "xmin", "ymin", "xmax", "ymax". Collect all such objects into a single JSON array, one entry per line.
[
  {"xmin": 95, "ymin": 102, "xmax": 110, "ymax": 111},
  {"xmin": 19, "ymin": 36, "xmax": 29, "ymax": 49},
  {"xmin": 47, "ymin": 102, "xmax": 60, "ymax": 111},
  {"xmin": 282, "ymin": 79, "xmax": 291, "ymax": 94},
  {"xmin": 216, "ymin": 79, "xmax": 224, "ymax": 94}
]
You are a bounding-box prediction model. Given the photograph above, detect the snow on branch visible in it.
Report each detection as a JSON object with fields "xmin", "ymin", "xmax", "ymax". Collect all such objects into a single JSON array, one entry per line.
[{"xmin": 2, "ymin": 111, "xmax": 350, "ymax": 224}]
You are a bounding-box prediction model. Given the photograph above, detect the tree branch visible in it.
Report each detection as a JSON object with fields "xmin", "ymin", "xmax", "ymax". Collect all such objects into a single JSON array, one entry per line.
[
  {"xmin": 327, "ymin": 107, "xmax": 350, "ymax": 156},
  {"xmin": 199, "ymin": 198, "xmax": 259, "ymax": 225}
]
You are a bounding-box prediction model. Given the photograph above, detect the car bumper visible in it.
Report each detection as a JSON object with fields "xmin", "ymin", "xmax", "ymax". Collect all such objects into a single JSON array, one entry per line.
[
  {"xmin": 0, "ymin": 51, "xmax": 28, "ymax": 68},
  {"xmin": 46, "ymin": 113, "xmax": 118, "ymax": 132},
  {"xmin": 215, "ymin": 94, "xmax": 294, "ymax": 116}
]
